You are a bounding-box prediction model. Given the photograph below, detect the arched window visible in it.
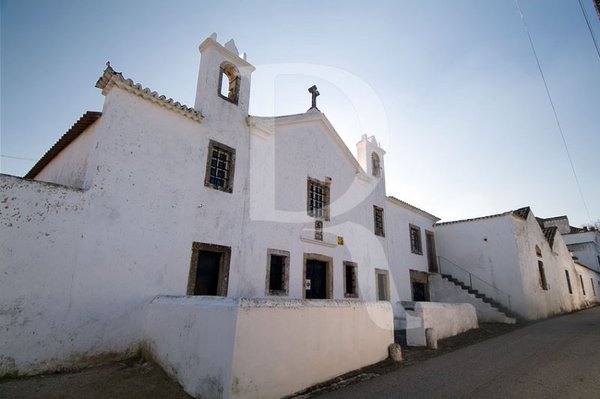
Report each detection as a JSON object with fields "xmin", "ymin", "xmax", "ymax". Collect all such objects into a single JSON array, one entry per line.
[
  {"xmin": 371, "ymin": 152, "xmax": 381, "ymax": 177},
  {"xmin": 218, "ymin": 63, "xmax": 240, "ymax": 104}
]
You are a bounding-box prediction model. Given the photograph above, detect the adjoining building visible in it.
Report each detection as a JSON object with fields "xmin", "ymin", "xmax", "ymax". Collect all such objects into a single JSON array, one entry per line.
[{"xmin": 432, "ymin": 207, "xmax": 599, "ymax": 321}]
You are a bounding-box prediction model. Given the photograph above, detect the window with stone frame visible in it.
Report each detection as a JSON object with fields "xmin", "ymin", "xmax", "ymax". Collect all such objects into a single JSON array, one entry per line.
[
  {"xmin": 373, "ymin": 205, "xmax": 385, "ymax": 237},
  {"xmin": 187, "ymin": 242, "xmax": 231, "ymax": 296},
  {"xmin": 265, "ymin": 249, "xmax": 290, "ymax": 296},
  {"xmin": 204, "ymin": 140, "xmax": 236, "ymax": 193},
  {"xmin": 307, "ymin": 177, "xmax": 330, "ymax": 220},
  {"xmin": 409, "ymin": 224, "xmax": 422, "ymax": 255},
  {"xmin": 344, "ymin": 261, "xmax": 359, "ymax": 298},
  {"xmin": 375, "ymin": 268, "xmax": 390, "ymax": 301},
  {"xmin": 218, "ymin": 62, "xmax": 240, "ymax": 104}
]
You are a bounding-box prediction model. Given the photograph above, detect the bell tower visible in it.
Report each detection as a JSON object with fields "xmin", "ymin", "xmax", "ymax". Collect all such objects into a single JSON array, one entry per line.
[
  {"xmin": 357, "ymin": 134, "xmax": 386, "ymax": 179},
  {"xmin": 194, "ymin": 33, "xmax": 255, "ymax": 121}
]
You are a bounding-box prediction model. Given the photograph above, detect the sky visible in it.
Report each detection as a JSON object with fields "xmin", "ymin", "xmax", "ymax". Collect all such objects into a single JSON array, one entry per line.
[{"xmin": 1, "ymin": 0, "xmax": 599, "ymax": 226}]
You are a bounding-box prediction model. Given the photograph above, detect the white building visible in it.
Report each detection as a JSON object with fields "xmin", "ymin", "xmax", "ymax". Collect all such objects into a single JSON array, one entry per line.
[
  {"xmin": 0, "ymin": 35, "xmax": 441, "ymax": 397},
  {"xmin": 538, "ymin": 215, "xmax": 600, "ymax": 273},
  {"xmin": 433, "ymin": 207, "xmax": 599, "ymax": 320}
]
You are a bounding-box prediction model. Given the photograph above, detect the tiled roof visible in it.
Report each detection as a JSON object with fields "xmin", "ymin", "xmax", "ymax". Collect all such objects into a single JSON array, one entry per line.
[
  {"xmin": 542, "ymin": 226, "xmax": 557, "ymax": 248},
  {"xmin": 386, "ymin": 196, "xmax": 440, "ymax": 221},
  {"xmin": 435, "ymin": 206, "xmax": 532, "ymax": 226},
  {"xmin": 24, "ymin": 111, "xmax": 102, "ymax": 179},
  {"xmin": 95, "ymin": 63, "xmax": 202, "ymax": 122},
  {"xmin": 512, "ymin": 206, "xmax": 531, "ymax": 220}
]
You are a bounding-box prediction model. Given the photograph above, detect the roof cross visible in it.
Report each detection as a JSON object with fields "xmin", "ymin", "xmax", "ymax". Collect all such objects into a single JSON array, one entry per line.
[{"xmin": 308, "ymin": 85, "xmax": 320, "ymax": 111}]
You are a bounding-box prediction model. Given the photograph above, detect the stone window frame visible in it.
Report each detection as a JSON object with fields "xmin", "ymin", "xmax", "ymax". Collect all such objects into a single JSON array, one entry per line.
[
  {"xmin": 409, "ymin": 224, "xmax": 423, "ymax": 255},
  {"xmin": 565, "ymin": 270, "xmax": 573, "ymax": 294},
  {"xmin": 343, "ymin": 261, "xmax": 359, "ymax": 298},
  {"xmin": 371, "ymin": 152, "xmax": 381, "ymax": 177},
  {"xmin": 373, "ymin": 205, "xmax": 385, "ymax": 237},
  {"xmin": 307, "ymin": 177, "xmax": 330, "ymax": 221},
  {"xmin": 375, "ymin": 268, "xmax": 390, "ymax": 301},
  {"xmin": 537, "ymin": 261, "xmax": 548, "ymax": 290},
  {"xmin": 302, "ymin": 253, "xmax": 334, "ymax": 299},
  {"xmin": 218, "ymin": 62, "xmax": 240, "ymax": 104},
  {"xmin": 265, "ymin": 249, "xmax": 290, "ymax": 296},
  {"xmin": 187, "ymin": 242, "xmax": 231, "ymax": 296},
  {"xmin": 204, "ymin": 139, "xmax": 236, "ymax": 193}
]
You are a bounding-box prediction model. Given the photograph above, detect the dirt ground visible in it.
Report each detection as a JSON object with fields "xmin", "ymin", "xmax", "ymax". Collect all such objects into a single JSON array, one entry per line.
[{"xmin": 1, "ymin": 323, "xmax": 521, "ymax": 399}]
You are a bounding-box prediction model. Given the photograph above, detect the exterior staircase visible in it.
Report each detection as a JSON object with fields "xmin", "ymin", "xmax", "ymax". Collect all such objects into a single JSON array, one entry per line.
[
  {"xmin": 440, "ymin": 274, "xmax": 518, "ymax": 320},
  {"xmin": 428, "ymin": 273, "xmax": 517, "ymax": 324}
]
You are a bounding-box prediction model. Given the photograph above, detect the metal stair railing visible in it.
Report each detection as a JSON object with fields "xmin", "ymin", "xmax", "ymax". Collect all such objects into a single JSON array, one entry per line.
[{"xmin": 437, "ymin": 255, "xmax": 512, "ymax": 311}]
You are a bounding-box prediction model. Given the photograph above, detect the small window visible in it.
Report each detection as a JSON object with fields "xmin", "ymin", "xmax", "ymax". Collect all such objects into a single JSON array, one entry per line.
[
  {"xmin": 307, "ymin": 177, "xmax": 330, "ymax": 220},
  {"xmin": 535, "ymin": 245, "xmax": 542, "ymax": 257},
  {"xmin": 371, "ymin": 152, "xmax": 381, "ymax": 177},
  {"xmin": 266, "ymin": 249, "xmax": 290, "ymax": 296},
  {"xmin": 344, "ymin": 261, "xmax": 358, "ymax": 298},
  {"xmin": 580, "ymin": 274, "xmax": 586, "ymax": 295},
  {"xmin": 409, "ymin": 225, "xmax": 422, "ymax": 255},
  {"xmin": 374, "ymin": 205, "xmax": 385, "ymax": 237},
  {"xmin": 218, "ymin": 62, "xmax": 240, "ymax": 104},
  {"xmin": 375, "ymin": 268, "xmax": 390, "ymax": 301},
  {"xmin": 204, "ymin": 140, "xmax": 236, "ymax": 193},
  {"xmin": 565, "ymin": 270, "xmax": 573, "ymax": 294},
  {"xmin": 591, "ymin": 278, "xmax": 596, "ymax": 296},
  {"xmin": 314, "ymin": 220, "xmax": 323, "ymax": 241},
  {"xmin": 538, "ymin": 261, "xmax": 548, "ymax": 290}
]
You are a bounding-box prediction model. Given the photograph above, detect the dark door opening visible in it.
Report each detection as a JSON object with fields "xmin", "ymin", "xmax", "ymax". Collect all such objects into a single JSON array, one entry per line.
[
  {"xmin": 411, "ymin": 282, "xmax": 428, "ymax": 301},
  {"xmin": 426, "ymin": 231, "xmax": 438, "ymax": 273},
  {"xmin": 194, "ymin": 250, "xmax": 222, "ymax": 295},
  {"xmin": 306, "ymin": 259, "xmax": 327, "ymax": 299}
]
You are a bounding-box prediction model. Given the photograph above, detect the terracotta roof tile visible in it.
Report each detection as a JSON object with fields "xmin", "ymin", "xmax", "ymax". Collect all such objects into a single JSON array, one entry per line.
[{"xmin": 24, "ymin": 111, "xmax": 102, "ymax": 179}]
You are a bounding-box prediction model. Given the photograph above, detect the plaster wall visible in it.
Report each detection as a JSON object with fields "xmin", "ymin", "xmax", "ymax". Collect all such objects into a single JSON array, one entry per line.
[
  {"xmin": 35, "ymin": 120, "xmax": 101, "ymax": 190},
  {"xmin": 434, "ymin": 216, "xmax": 524, "ymax": 313},
  {"xmin": 512, "ymin": 215, "xmax": 582, "ymax": 319},
  {"xmin": 574, "ymin": 263, "xmax": 600, "ymax": 305},
  {"xmin": 428, "ymin": 274, "xmax": 516, "ymax": 323},
  {"xmin": 143, "ymin": 297, "xmax": 393, "ymax": 399},
  {"xmin": 405, "ymin": 302, "xmax": 477, "ymax": 347}
]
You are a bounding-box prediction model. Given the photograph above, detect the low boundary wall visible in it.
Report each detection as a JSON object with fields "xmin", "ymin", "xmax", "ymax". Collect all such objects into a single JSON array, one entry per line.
[
  {"xmin": 144, "ymin": 296, "xmax": 394, "ymax": 399},
  {"xmin": 406, "ymin": 302, "xmax": 478, "ymax": 347}
]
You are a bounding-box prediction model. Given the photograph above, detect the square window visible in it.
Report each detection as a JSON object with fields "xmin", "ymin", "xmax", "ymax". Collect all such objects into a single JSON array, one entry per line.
[
  {"xmin": 344, "ymin": 261, "xmax": 358, "ymax": 298},
  {"xmin": 409, "ymin": 225, "xmax": 422, "ymax": 255},
  {"xmin": 204, "ymin": 140, "xmax": 236, "ymax": 193},
  {"xmin": 373, "ymin": 205, "xmax": 385, "ymax": 237},
  {"xmin": 375, "ymin": 268, "xmax": 390, "ymax": 301},
  {"xmin": 307, "ymin": 177, "xmax": 330, "ymax": 220},
  {"xmin": 266, "ymin": 249, "xmax": 289, "ymax": 296}
]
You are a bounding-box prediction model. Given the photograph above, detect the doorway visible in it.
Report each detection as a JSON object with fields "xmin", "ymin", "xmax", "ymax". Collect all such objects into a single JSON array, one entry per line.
[
  {"xmin": 187, "ymin": 242, "xmax": 231, "ymax": 296},
  {"xmin": 304, "ymin": 254, "xmax": 333, "ymax": 299},
  {"xmin": 410, "ymin": 269, "xmax": 430, "ymax": 302},
  {"xmin": 426, "ymin": 231, "xmax": 438, "ymax": 273}
]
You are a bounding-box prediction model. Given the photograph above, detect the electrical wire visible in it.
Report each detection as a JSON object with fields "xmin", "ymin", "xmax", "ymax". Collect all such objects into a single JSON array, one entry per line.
[
  {"xmin": 578, "ymin": 0, "xmax": 600, "ymax": 62},
  {"xmin": 514, "ymin": 0, "xmax": 593, "ymax": 224}
]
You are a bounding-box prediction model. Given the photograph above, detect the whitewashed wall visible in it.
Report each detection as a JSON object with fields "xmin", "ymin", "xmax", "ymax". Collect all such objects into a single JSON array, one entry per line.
[
  {"xmin": 434, "ymin": 215, "xmax": 524, "ymax": 313},
  {"xmin": 564, "ymin": 231, "xmax": 600, "ymax": 272},
  {"xmin": 144, "ymin": 296, "xmax": 393, "ymax": 399}
]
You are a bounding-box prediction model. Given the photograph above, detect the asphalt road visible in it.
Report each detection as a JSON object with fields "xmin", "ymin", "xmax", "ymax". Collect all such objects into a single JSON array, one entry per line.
[{"xmin": 316, "ymin": 306, "xmax": 600, "ymax": 399}]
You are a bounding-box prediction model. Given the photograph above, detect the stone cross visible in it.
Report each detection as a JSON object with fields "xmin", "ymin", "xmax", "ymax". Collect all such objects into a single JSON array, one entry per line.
[{"xmin": 308, "ymin": 85, "xmax": 320, "ymax": 111}]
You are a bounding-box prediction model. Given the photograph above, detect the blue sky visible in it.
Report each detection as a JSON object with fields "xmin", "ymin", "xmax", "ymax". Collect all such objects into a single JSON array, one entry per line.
[{"xmin": 1, "ymin": 0, "xmax": 599, "ymax": 226}]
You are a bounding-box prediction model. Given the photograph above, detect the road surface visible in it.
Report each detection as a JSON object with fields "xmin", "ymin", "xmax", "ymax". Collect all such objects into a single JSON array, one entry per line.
[{"xmin": 317, "ymin": 306, "xmax": 600, "ymax": 399}]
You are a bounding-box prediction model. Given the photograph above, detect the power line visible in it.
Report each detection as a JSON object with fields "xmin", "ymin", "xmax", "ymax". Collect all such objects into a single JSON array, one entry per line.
[
  {"xmin": 1, "ymin": 154, "xmax": 36, "ymax": 161},
  {"xmin": 578, "ymin": 0, "xmax": 600, "ymax": 61},
  {"xmin": 514, "ymin": 0, "xmax": 593, "ymax": 224}
]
